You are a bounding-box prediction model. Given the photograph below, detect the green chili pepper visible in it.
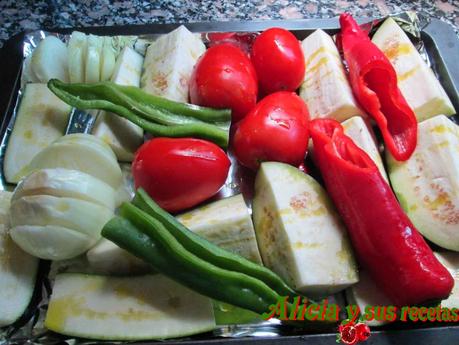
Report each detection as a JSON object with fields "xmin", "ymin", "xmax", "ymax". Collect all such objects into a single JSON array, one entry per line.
[
  {"xmin": 132, "ymin": 188, "xmax": 297, "ymax": 297},
  {"xmin": 103, "ymin": 205, "xmax": 283, "ymax": 314},
  {"xmin": 47, "ymin": 79, "xmax": 231, "ymax": 148}
]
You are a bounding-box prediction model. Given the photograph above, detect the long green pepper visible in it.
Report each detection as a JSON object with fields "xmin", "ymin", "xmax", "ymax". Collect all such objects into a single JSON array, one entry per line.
[
  {"xmin": 47, "ymin": 79, "xmax": 231, "ymax": 148},
  {"xmin": 105, "ymin": 203, "xmax": 284, "ymax": 314},
  {"xmin": 132, "ymin": 188, "xmax": 297, "ymax": 297}
]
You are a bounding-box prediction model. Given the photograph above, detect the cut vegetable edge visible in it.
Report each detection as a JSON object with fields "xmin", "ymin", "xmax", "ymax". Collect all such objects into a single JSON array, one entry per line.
[
  {"xmin": 371, "ymin": 17, "xmax": 456, "ymax": 121},
  {"xmin": 386, "ymin": 115, "xmax": 459, "ymax": 250},
  {"xmin": 56, "ymin": 133, "xmax": 118, "ymax": 162},
  {"xmin": 0, "ymin": 190, "xmax": 39, "ymax": 327},
  {"xmin": 45, "ymin": 273, "xmax": 216, "ymax": 340},
  {"xmin": 31, "ymin": 36, "xmax": 69, "ymax": 83},
  {"xmin": 12, "ymin": 168, "xmax": 116, "ymax": 210},
  {"xmin": 68, "ymin": 31, "xmax": 87, "ymax": 83},
  {"xmin": 28, "ymin": 140, "xmax": 122, "ymax": 189},
  {"xmin": 10, "ymin": 194, "xmax": 113, "ymax": 239},
  {"xmin": 10, "ymin": 224, "xmax": 95, "ymax": 260},
  {"xmin": 252, "ymin": 162, "xmax": 358, "ymax": 296},
  {"xmin": 85, "ymin": 34, "xmax": 104, "ymax": 83}
]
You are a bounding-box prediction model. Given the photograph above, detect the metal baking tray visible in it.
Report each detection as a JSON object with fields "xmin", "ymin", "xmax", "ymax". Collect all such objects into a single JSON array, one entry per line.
[{"xmin": 0, "ymin": 16, "xmax": 459, "ymax": 345}]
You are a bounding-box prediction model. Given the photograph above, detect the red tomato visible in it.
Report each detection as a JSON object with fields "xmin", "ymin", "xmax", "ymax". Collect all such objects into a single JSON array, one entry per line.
[
  {"xmin": 251, "ymin": 28, "xmax": 305, "ymax": 94},
  {"xmin": 206, "ymin": 32, "xmax": 258, "ymax": 54},
  {"xmin": 207, "ymin": 32, "xmax": 237, "ymax": 42},
  {"xmin": 189, "ymin": 44, "xmax": 258, "ymax": 122},
  {"xmin": 132, "ymin": 138, "xmax": 231, "ymax": 213},
  {"xmin": 233, "ymin": 91, "xmax": 310, "ymax": 170}
]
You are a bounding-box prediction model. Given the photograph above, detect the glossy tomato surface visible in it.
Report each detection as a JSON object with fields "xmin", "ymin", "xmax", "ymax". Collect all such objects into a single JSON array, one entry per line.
[
  {"xmin": 233, "ymin": 91, "xmax": 310, "ymax": 170},
  {"xmin": 189, "ymin": 43, "xmax": 258, "ymax": 122},
  {"xmin": 132, "ymin": 138, "xmax": 231, "ymax": 213},
  {"xmin": 251, "ymin": 28, "xmax": 305, "ymax": 94}
]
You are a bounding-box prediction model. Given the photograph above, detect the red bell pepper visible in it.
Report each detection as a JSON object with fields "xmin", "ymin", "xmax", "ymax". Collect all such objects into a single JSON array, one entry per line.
[
  {"xmin": 339, "ymin": 13, "xmax": 417, "ymax": 161},
  {"xmin": 310, "ymin": 118, "xmax": 453, "ymax": 306}
]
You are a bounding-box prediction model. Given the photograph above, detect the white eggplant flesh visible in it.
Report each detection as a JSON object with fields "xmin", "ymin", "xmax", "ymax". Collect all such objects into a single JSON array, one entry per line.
[
  {"xmin": 372, "ymin": 18, "xmax": 455, "ymax": 121},
  {"xmin": 342, "ymin": 116, "xmax": 388, "ymax": 182},
  {"xmin": 45, "ymin": 273, "xmax": 216, "ymax": 340},
  {"xmin": 86, "ymin": 238, "xmax": 151, "ymax": 275},
  {"xmin": 4, "ymin": 84, "xmax": 71, "ymax": 183},
  {"xmin": 300, "ymin": 30, "xmax": 364, "ymax": 122},
  {"xmin": 22, "ymin": 54, "xmax": 40, "ymax": 84},
  {"xmin": 345, "ymin": 270, "xmax": 392, "ymax": 326},
  {"xmin": 87, "ymin": 194, "xmax": 260, "ymax": 274},
  {"xmin": 387, "ymin": 115, "xmax": 459, "ymax": 251},
  {"xmin": 141, "ymin": 25, "xmax": 206, "ymax": 102},
  {"xmin": 93, "ymin": 47, "xmax": 144, "ymax": 161},
  {"xmin": 0, "ymin": 191, "xmax": 39, "ymax": 327},
  {"xmin": 252, "ymin": 162, "xmax": 358, "ymax": 297},
  {"xmin": 177, "ymin": 194, "xmax": 262, "ymax": 263}
]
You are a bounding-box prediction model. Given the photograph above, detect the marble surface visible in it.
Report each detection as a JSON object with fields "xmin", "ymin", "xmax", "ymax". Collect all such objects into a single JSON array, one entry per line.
[{"xmin": 0, "ymin": 0, "xmax": 458, "ymax": 47}]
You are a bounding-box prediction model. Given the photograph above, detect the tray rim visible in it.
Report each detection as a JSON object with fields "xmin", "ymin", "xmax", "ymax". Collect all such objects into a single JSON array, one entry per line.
[{"xmin": 1, "ymin": 17, "xmax": 459, "ymax": 345}]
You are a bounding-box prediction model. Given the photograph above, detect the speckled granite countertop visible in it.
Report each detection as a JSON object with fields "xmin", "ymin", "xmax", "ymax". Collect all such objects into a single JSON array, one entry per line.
[{"xmin": 0, "ymin": 0, "xmax": 458, "ymax": 47}]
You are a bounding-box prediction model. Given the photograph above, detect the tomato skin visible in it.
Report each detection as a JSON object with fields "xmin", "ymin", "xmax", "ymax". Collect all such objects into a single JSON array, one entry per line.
[
  {"xmin": 132, "ymin": 138, "xmax": 231, "ymax": 213},
  {"xmin": 233, "ymin": 91, "xmax": 310, "ymax": 170},
  {"xmin": 206, "ymin": 32, "xmax": 258, "ymax": 54},
  {"xmin": 189, "ymin": 44, "xmax": 258, "ymax": 122},
  {"xmin": 251, "ymin": 28, "xmax": 305, "ymax": 94}
]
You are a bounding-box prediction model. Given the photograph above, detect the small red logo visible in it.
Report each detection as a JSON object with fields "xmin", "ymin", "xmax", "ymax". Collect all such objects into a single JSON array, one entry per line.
[{"xmin": 336, "ymin": 320, "xmax": 371, "ymax": 345}]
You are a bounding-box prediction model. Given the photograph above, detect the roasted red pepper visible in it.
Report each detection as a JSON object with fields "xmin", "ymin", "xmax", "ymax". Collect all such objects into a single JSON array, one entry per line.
[
  {"xmin": 310, "ymin": 118, "xmax": 453, "ymax": 306},
  {"xmin": 339, "ymin": 13, "xmax": 417, "ymax": 161}
]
